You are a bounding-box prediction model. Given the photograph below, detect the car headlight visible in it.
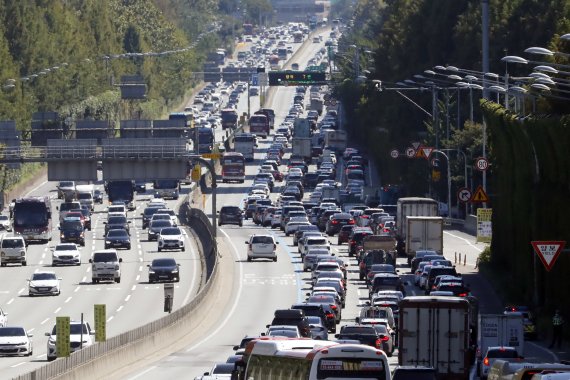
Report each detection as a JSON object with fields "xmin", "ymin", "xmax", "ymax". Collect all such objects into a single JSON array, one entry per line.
[
  {"xmin": 172, "ymin": 269, "xmax": 179, "ymax": 273},
  {"xmin": 148, "ymin": 269, "xmax": 155, "ymax": 274},
  {"xmin": 61, "ymin": 233, "xmax": 65, "ymax": 238}
]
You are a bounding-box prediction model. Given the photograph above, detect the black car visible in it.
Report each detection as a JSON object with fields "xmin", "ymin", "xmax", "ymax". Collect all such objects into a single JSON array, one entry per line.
[
  {"xmin": 104, "ymin": 215, "xmax": 130, "ymax": 235},
  {"xmin": 147, "ymin": 219, "xmax": 174, "ymax": 241},
  {"xmin": 93, "ymin": 189, "xmax": 103, "ymax": 204},
  {"xmin": 269, "ymin": 309, "xmax": 311, "ymax": 337},
  {"xmin": 218, "ymin": 206, "xmax": 243, "ymax": 227},
  {"xmin": 141, "ymin": 207, "xmax": 163, "ymax": 229},
  {"xmin": 104, "ymin": 229, "xmax": 131, "ymax": 249},
  {"xmin": 325, "ymin": 212, "xmax": 355, "ymax": 236},
  {"xmin": 148, "ymin": 258, "xmax": 180, "ymax": 283},
  {"xmin": 60, "ymin": 219, "xmax": 85, "ymax": 246},
  {"xmin": 134, "ymin": 181, "xmax": 146, "ymax": 193},
  {"xmin": 291, "ymin": 303, "xmax": 335, "ymax": 333}
]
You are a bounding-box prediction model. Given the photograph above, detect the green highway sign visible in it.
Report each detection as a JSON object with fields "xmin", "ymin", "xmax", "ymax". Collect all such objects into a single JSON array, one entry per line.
[
  {"xmin": 268, "ymin": 71, "xmax": 327, "ymax": 86},
  {"xmin": 306, "ymin": 65, "xmax": 323, "ymax": 72}
]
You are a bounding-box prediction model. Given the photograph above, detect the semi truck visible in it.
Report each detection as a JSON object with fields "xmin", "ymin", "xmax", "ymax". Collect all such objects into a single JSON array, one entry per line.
[
  {"xmin": 395, "ymin": 197, "xmax": 439, "ymax": 258},
  {"xmin": 291, "ymin": 138, "xmax": 312, "ymax": 161},
  {"xmin": 399, "ymin": 296, "xmax": 473, "ymax": 380},
  {"xmin": 405, "ymin": 216, "xmax": 444, "ymax": 265},
  {"xmin": 323, "ymin": 130, "xmax": 347, "ymax": 152},
  {"xmin": 477, "ymin": 313, "xmax": 524, "ymax": 374}
]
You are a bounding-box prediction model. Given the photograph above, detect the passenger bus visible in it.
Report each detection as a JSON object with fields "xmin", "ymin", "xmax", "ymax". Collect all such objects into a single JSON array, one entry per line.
[
  {"xmin": 221, "ymin": 108, "xmax": 239, "ymax": 130},
  {"xmin": 13, "ymin": 197, "xmax": 52, "ymax": 243},
  {"xmin": 233, "ymin": 339, "xmax": 390, "ymax": 380},
  {"xmin": 234, "ymin": 133, "xmax": 256, "ymax": 161},
  {"xmin": 293, "ymin": 31, "xmax": 303, "ymax": 43},
  {"xmin": 248, "ymin": 114, "xmax": 269, "ymax": 139},
  {"xmin": 191, "ymin": 127, "xmax": 215, "ymax": 153},
  {"xmin": 221, "ymin": 152, "xmax": 246, "ymax": 183}
]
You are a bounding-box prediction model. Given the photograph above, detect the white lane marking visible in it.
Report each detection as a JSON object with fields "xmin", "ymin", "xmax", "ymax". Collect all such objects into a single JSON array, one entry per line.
[
  {"xmin": 131, "ymin": 285, "xmax": 136, "ymax": 291},
  {"xmin": 28, "ymin": 328, "xmax": 35, "ymax": 333},
  {"xmin": 125, "ymin": 295, "xmax": 131, "ymax": 302},
  {"xmin": 117, "ymin": 306, "xmax": 123, "ymax": 312},
  {"xmin": 86, "ymin": 266, "xmax": 91, "ymax": 272},
  {"xmin": 10, "ymin": 362, "xmax": 26, "ymax": 368},
  {"xmin": 107, "ymin": 316, "xmax": 114, "ymax": 322},
  {"xmin": 74, "ymin": 286, "xmax": 80, "ymax": 293},
  {"xmin": 40, "ymin": 318, "xmax": 50, "ymax": 325},
  {"xmin": 18, "ymin": 288, "xmax": 25, "ymax": 294},
  {"xmin": 181, "ymin": 233, "xmax": 199, "ymax": 306},
  {"xmin": 82, "ymin": 276, "xmax": 86, "ymax": 283},
  {"xmin": 54, "ymin": 307, "xmax": 61, "ymax": 314},
  {"xmin": 64, "ymin": 297, "xmax": 72, "ymax": 303},
  {"xmin": 24, "ymin": 180, "xmax": 48, "ymax": 197},
  {"xmin": 185, "ymin": 227, "xmax": 243, "ymax": 353},
  {"xmin": 138, "ymin": 266, "xmax": 143, "ymax": 272},
  {"xmin": 527, "ymin": 341, "xmax": 560, "ymax": 362},
  {"xmin": 35, "ymin": 354, "xmax": 47, "ymax": 359},
  {"xmin": 7, "ymin": 298, "xmax": 14, "ymax": 305},
  {"xmin": 443, "ymin": 231, "xmax": 484, "ymax": 252},
  {"xmin": 136, "ymin": 274, "xmax": 140, "ymax": 281},
  {"xmin": 126, "ymin": 365, "xmax": 158, "ymax": 380}
]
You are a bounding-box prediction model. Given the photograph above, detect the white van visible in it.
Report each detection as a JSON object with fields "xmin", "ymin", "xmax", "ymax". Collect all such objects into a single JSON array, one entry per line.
[
  {"xmin": 75, "ymin": 184, "xmax": 95, "ymax": 211},
  {"xmin": 0, "ymin": 236, "xmax": 27, "ymax": 266},
  {"xmin": 89, "ymin": 250, "xmax": 122, "ymax": 283}
]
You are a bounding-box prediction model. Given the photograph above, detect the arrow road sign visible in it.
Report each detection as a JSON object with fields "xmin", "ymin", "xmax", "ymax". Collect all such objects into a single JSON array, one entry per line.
[
  {"xmin": 390, "ymin": 149, "xmax": 399, "ymax": 159},
  {"xmin": 406, "ymin": 147, "xmax": 416, "ymax": 158},
  {"xmin": 531, "ymin": 241, "xmax": 566, "ymax": 271},
  {"xmin": 475, "ymin": 156, "xmax": 489, "ymax": 171},
  {"xmin": 457, "ymin": 187, "xmax": 472, "ymax": 203}
]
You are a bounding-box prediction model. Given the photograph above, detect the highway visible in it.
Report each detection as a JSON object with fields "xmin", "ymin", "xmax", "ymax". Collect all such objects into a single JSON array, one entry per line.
[{"xmin": 0, "ymin": 174, "xmax": 201, "ymax": 378}]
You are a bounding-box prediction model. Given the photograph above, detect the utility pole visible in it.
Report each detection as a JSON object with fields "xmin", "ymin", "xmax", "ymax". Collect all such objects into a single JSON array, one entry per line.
[{"xmin": 481, "ymin": 0, "xmax": 490, "ymax": 207}]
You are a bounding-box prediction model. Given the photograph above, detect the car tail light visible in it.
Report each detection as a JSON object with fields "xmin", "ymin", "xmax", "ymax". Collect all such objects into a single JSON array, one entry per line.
[
  {"xmin": 375, "ymin": 338, "xmax": 382, "ymax": 349},
  {"xmin": 348, "ymin": 220, "xmax": 355, "ymax": 224},
  {"xmin": 381, "ymin": 335, "xmax": 389, "ymax": 342},
  {"xmin": 326, "ymin": 313, "xmax": 334, "ymax": 319},
  {"xmin": 361, "ymin": 215, "xmax": 370, "ymax": 219},
  {"xmin": 331, "ymin": 304, "xmax": 337, "ymax": 310},
  {"xmin": 458, "ymin": 292, "xmax": 468, "ymax": 297},
  {"xmin": 483, "ymin": 357, "xmax": 489, "ymax": 366},
  {"xmin": 331, "ymin": 220, "xmax": 339, "ymax": 224}
]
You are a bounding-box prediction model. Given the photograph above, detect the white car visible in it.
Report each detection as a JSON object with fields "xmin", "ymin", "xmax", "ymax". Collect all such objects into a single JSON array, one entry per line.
[
  {"xmin": 28, "ymin": 271, "xmax": 61, "ymax": 296},
  {"xmin": 0, "ymin": 327, "xmax": 33, "ymax": 356},
  {"xmin": 271, "ymin": 210, "xmax": 282, "ymax": 228},
  {"xmin": 0, "ymin": 215, "xmax": 11, "ymax": 232},
  {"xmin": 246, "ymin": 234, "xmax": 278, "ymax": 262},
  {"xmin": 299, "ymin": 236, "xmax": 331, "ymax": 257},
  {"xmin": 158, "ymin": 227, "xmax": 185, "ymax": 252},
  {"xmin": 52, "ymin": 243, "xmax": 81, "ymax": 266},
  {"xmin": 46, "ymin": 321, "xmax": 94, "ymax": 361},
  {"xmin": 0, "ymin": 307, "xmax": 7, "ymax": 327}
]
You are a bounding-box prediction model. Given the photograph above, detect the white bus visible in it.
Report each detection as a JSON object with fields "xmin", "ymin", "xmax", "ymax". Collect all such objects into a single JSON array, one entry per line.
[
  {"xmin": 235, "ymin": 339, "xmax": 390, "ymax": 380},
  {"xmin": 234, "ymin": 133, "xmax": 256, "ymax": 162}
]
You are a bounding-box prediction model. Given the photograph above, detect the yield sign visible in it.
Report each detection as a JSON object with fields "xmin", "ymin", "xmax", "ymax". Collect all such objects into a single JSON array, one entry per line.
[
  {"xmin": 416, "ymin": 146, "xmax": 434, "ymax": 160},
  {"xmin": 470, "ymin": 185, "xmax": 489, "ymax": 203},
  {"xmin": 531, "ymin": 241, "xmax": 566, "ymax": 271},
  {"xmin": 411, "ymin": 141, "xmax": 421, "ymax": 150}
]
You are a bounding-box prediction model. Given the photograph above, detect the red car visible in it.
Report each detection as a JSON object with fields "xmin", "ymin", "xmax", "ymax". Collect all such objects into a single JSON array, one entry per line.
[{"xmin": 337, "ymin": 225, "xmax": 354, "ymax": 245}]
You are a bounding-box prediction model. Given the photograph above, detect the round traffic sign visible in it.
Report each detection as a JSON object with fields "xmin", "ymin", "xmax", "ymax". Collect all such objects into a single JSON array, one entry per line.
[
  {"xmin": 405, "ymin": 147, "xmax": 416, "ymax": 158},
  {"xmin": 457, "ymin": 187, "xmax": 472, "ymax": 203},
  {"xmin": 475, "ymin": 157, "xmax": 489, "ymax": 171},
  {"xmin": 431, "ymin": 158, "xmax": 439, "ymax": 167},
  {"xmin": 390, "ymin": 149, "xmax": 399, "ymax": 159}
]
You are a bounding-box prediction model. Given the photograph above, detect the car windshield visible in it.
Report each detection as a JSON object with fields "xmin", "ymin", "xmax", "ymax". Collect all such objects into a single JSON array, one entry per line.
[
  {"xmin": 51, "ymin": 324, "xmax": 89, "ymax": 335},
  {"xmin": 55, "ymin": 244, "xmax": 76, "ymax": 251},
  {"xmin": 152, "ymin": 258, "xmax": 177, "ymax": 267},
  {"xmin": 151, "ymin": 220, "xmax": 172, "ymax": 228},
  {"xmin": 108, "ymin": 217, "xmax": 126, "ymax": 224},
  {"xmin": 107, "ymin": 230, "xmax": 128, "ymax": 237},
  {"xmin": 252, "ymin": 236, "xmax": 274, "ymax": 244},
  {"xmin": 0, "ymin": 215, "xmax": 8, "ymax": 221},
  {"xmin": 222, "ymin": 207, "xmax": 241, "ymax": 215},
  {"xmin": 2, "ymin": 238, "xmax": 24, "ymax": 248},
  {"xmin": 161, "ymin": 227, "xmax": 181, "ymax": 236},
  {"xmin": 32, "ymin": 273, "xmax": 56, "ymax": 281},
  {"xmin": 0, "ymin": 327, "xmax": 26, "ymax": 337}
]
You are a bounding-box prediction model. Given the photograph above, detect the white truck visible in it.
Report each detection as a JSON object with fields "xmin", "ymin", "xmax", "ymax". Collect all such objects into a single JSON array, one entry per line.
[
  {"xmin": 89, "ymin": 249, "xmax": 122, "ymax": 284},
  {"xmin": 309, "ymin": 96, "xmax": 323, "ymax": 115},
  {"xmin": 75, "ymin": 184, "xmax": 95, "ymax": 211},
  {"xmin": 477, "ymin": 314, "xmax": 524, "ymax": 377},
  {"xmin": 323, "ymin": 130, "xmax": 347, "ymax": 152},
  {"xmin": 399, "ymin": 296, "xmax": 472, "ymax": 380},
  {"xmin": 395, "ymin": 197, "xmax": 439, "ymax": 258},
  {"xmin": 405, "ymin": 216, "xmax": 444, "ymax": 265},
  {"xmin": 291, "ymin": 138, "xmax": 312, "ymax": 160}
]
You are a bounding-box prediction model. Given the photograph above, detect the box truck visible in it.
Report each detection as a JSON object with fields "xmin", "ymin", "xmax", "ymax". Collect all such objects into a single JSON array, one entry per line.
[{"xmin": 405, "ymin": 216, "xmax": 444, "ymax": 265}]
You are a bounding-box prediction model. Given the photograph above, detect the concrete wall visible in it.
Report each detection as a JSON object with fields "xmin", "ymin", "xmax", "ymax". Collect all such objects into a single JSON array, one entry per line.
[{"xmin": 465, "ymin": 214, "xmax": 477, "ymax": 235}]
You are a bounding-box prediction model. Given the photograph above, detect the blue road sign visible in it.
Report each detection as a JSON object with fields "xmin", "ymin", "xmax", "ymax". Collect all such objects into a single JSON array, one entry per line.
[{"xmin": 251, "ymin": 74, "xmax": 259, "ymax": 86}]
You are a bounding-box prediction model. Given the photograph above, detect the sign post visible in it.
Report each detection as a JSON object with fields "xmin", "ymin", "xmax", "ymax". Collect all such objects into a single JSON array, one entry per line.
[
  {"xmin": 94, "ymin": 304, "xmax": 106, "ymax": 342},
  {"xmin": 164, "ymin": 283, "xmax": 174, "ymax": 313},
  {"xmin": 56, "ymin": 316, "xmax": 71, "ymax": 358},
  {"xmin": 476, "ymin": 208, "xmax": 493, "ymax": 243},
  {"xmin": 531, "ymin": 241, "xmax": 566, "ymax": 271}
]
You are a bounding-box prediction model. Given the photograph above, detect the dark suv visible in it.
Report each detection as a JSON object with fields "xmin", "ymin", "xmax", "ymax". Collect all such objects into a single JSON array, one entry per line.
[
  {"xmin": 60, "ymin": 219, "xmax": 85, "ymax": 246},
  {"xmin": 218, "ymin": 206, "xmax": 243, "ymax": 226},
  {"xmin": 348, "ymin": 227, "xmax": 374, "ymax": 256},
  {"xmin": 269, "ymin": 309, "xmax": 311, "ymax": 337},
  {"xmin": 291, "ymin": 303, "xmax": 335, "ymax": 333}
]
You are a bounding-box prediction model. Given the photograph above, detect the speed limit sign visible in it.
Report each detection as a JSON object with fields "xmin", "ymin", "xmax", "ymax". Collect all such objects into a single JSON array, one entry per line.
[{"xmin": 475, "ymin": 157, "xmax": 489, "ymax": 171}]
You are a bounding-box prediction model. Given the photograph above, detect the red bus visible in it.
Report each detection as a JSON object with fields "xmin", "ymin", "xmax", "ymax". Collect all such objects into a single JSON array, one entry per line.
[
  {"xmin": 13, "ymin": 197, "xmax": 52, "ymax": 243},
  {"xmin": 221, "ymin": 152, "xmax": 246, "ymax": 183},
  {"xmin": 248, "ymin": 114, "xmax": 269, "ymax": 139}
]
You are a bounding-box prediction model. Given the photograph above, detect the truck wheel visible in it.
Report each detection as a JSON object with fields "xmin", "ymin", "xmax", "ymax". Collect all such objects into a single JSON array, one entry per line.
[
  {"xmin": 92, "ymin": 278, "xmax": 97, "ymax": 284},
  {"xmin": 22, "ymin": 261, "xmax": 27, "ymax": 266},
  {"xmin": 115, "ymin": 278, "xmax": 121, "ymax": 283},
  {"xmin": 158, "ymin": 248, "xmax": 162, "ymax": 252},
  {"xmin": 0, "ymin": 262, "xmax": 5, "ymax": 267}
]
